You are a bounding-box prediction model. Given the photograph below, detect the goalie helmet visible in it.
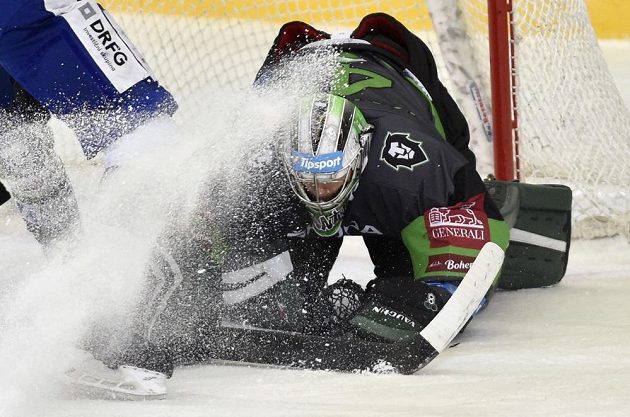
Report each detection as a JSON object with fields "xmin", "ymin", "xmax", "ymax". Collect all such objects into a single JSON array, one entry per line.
[{"xmin": 279, "ymin": 93, "xmax": 373, "ymax": 236}]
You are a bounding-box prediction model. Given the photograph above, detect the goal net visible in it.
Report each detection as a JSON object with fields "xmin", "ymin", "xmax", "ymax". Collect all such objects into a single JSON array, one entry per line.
[{"xmin": 99, "ymin": 0, "xmax": 630, "ymax": 240}]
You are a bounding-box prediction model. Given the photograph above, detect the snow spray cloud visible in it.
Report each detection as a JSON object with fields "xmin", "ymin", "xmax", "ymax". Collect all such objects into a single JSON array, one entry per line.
[
  {"xmin": 200, "ymin": 45, "xmax": 343, "ymax": 206},
  {"xmin": 0, "ymin": 112, "xmax": 215, "ymax": 412},
  {"xmin": 134, "ymin": 47, "xmax": 343, "ymax": 348},
  {"xmin": 0, "ymin": 46, "xmax": 340, "ymax": 414},
  {"xmin": 0, "ymin": 110, "xmax": 215, "ymax": 413}
]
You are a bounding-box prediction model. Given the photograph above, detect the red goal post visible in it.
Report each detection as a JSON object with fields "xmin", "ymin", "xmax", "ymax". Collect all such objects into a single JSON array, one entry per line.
[{"xmin": 488, "ymin": 0, "xmax": 518, "ymax": 181}]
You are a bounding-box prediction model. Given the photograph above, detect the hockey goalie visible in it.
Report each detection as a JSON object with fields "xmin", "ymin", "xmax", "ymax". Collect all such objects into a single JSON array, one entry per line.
[
  {"xmin": 120, "ymin": 12, "xmax": 513, "ymax": 385},
  {"xmin": 133, "ymin": 12, "xmax": 570, "ymax": 385}
]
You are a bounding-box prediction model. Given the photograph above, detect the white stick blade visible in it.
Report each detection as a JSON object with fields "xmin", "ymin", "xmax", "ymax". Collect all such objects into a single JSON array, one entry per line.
[{"xmin": 420, "ymin": 242, "xmax": 505, "ymax": 352}]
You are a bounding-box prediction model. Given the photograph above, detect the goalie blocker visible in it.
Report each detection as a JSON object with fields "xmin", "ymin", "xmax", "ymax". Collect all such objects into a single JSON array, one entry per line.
[{"xmin": 485, "ymin": 180, "xmax": 572, "ymax": 289}]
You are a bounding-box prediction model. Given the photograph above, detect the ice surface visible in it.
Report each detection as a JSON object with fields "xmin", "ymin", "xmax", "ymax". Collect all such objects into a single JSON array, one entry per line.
[{"xmin": 0, "ymin": 41, "xmax": 628, "ymax": 417}]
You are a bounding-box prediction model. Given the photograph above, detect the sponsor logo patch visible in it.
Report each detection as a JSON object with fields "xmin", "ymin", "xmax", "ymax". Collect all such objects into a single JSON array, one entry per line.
[
  {"xmin": 426, "ymin": 253, "xmax": 477, "ymax": 274},
  {"xmin": 426, "ymin": 194, "xmax": 489, "ymax": 249},
  {"xmin": 292, "ymin": 151, "xmax": 344, "ymax": 174},
  {"xmin": 380, "ymin": 132, "xmax": 429, "ymax": 170},
  {"xmin": 60, "ymin": 1, "xmax": 150, "ymax": 93}
]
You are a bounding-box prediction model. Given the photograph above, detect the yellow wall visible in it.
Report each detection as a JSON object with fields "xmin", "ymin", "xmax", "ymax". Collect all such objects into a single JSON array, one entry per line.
[
  {"xmin": 585, "ymin": 0, "xmax": 630, "ymax": 38},
  {"xmin": 99, "ymin": 1, "xmax": 426, "ymax": 23},
  {"xmin": 100, "ymin": 1, "xmax": 630, "ymax": 39}
]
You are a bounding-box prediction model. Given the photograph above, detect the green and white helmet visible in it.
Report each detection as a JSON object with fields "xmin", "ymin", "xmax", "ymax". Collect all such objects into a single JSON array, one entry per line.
[{"xmin": 279, "ymin": 93, "xmax": 373, "ymax": 236}]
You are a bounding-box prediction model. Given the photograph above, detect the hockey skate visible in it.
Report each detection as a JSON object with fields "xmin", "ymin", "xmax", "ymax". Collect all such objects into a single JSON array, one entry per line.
[{"xmin": 64, "ymin": 351, "xmax": 167, "ymax": 401}]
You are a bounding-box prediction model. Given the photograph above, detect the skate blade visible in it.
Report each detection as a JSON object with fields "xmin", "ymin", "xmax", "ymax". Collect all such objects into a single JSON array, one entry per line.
[
  {"xmin": 65, "ymin": 366, "xmax": 167, "ymax": 401},
  {"xmin": 68, "ymin": 382, "xmax": 167, "ymax": 401}
]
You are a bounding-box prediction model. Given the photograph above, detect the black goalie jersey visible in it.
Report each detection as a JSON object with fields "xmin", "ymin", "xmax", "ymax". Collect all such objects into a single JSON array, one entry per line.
[
  {"xmin": 249, "ymin": 13, "xmax": 509, "ymax": 285},
  {"xmin": 185, "ymin": 13, "xmax": 510, "ymax": 320}
]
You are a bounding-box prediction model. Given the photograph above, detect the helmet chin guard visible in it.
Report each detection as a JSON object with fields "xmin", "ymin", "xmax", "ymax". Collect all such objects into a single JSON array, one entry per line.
[{"xmin": 279, "ymin": 93, "xmax": 373, "ymax": 236}]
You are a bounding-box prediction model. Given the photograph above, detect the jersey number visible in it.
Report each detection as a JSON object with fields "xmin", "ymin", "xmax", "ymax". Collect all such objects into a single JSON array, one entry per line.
[{"xmin": 332, "ymin": 62, "xmax": 392, "ymax": 96}]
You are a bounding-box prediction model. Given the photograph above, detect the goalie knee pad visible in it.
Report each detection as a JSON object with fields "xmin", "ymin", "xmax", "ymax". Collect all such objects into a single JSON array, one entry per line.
[
  {"xmin": 350, "ymin": 276, "xmax": 447, "ymax": 342},
  {"xmin": 137, "ymin": 233, "xmax": 223, "ymax": 358}
]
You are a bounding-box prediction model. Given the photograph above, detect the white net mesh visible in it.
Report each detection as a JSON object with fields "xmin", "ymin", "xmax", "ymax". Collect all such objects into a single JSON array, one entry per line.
[
  {"xmin": 511, "ymin": 2, "xmax": 630, "ymax": 238},
  {"xmin": 99, "ymin": 0, "xmax": 630, "ymax": 239},
  {"xmin": 101, "ymin": 1, "xmax": 436, "ymax": 104}
]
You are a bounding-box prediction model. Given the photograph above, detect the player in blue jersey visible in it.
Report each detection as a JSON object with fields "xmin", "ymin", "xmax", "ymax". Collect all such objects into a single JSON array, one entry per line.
[
  {"xmin": 0, "ymin": 0, "xmax": 176, "ymax": 247},
  {"xmin": 0, "ymin": 0, "xmax": 177, "ymax": 399}
]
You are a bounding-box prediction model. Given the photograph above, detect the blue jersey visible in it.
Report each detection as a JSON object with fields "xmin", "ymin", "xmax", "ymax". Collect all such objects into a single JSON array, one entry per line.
[
  {"xmin": 0, "ymin": 0, "xmax": 177, "ymax": 158},
  {"xmin": 0, "ymin": 66, "xmax": 13, "ymax": 108}
]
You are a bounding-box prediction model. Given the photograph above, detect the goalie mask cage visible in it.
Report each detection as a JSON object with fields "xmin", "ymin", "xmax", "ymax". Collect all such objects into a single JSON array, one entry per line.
[{"xmin": 100, "ymin": 0, "xmax": 630, "ymax": 239}]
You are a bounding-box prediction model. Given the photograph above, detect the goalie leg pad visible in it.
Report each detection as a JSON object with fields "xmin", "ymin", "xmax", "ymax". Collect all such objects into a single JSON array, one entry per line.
[
  {"xmin": 485, "ymin": 180, "xmax": 572, "ymax": 289},
  {"xmin": 220, "ymin": 250, "xmax": 307, "ymax": 332}
]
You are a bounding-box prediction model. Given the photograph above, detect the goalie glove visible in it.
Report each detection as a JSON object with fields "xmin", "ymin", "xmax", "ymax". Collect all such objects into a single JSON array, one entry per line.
[{"xmin": 349, "ymin": 277, "xmax": 447, "ymax": 342}]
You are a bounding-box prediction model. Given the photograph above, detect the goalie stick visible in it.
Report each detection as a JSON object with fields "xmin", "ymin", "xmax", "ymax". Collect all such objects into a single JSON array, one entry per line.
[{"xmin": 201, "ymin": 242, "xmax": 504, "ymax": 374}]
